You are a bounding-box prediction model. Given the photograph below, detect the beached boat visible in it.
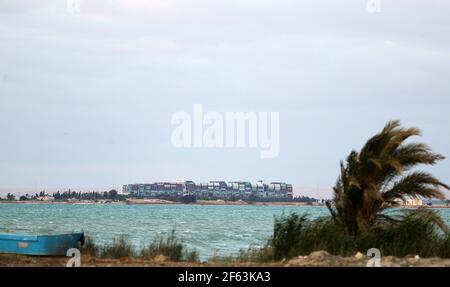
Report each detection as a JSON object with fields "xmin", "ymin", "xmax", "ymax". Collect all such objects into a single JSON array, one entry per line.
[{"xmin": 0, "ymin": 232, "xmax": 84, "ymax": 256}]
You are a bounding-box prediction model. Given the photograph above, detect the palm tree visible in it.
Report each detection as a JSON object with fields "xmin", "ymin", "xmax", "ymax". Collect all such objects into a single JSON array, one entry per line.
[{"xmin": 327, "ymin": 120, "xmax": 449, "ymax": 236}]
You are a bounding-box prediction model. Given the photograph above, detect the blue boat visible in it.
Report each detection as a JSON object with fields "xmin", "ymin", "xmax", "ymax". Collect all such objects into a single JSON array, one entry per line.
[{"xmin": 0, "ymin": 232, "xmax": 84, "ymax": 256}]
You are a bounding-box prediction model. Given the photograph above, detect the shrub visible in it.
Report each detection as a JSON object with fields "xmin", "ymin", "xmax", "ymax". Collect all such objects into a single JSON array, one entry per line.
[
  {"xmin": 80, "ymin": 236, "xmax": 99, "ymax": 257},
  {"xmin": 235, "ymin": 210, "xmax": 450, "ymax": 262},
  {"xmin": 140, "ymin": 229, "xmax": 199, "ymax": 262},
  {"xmin": 99, "ymin": 236, "xmax": 135, "ymax": 259}
]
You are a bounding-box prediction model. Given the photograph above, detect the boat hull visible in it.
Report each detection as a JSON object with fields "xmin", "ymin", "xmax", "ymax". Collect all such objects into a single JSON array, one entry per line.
[{"xmin": 0, "ymin": 233, "xmax": 84, "ymax": 256}]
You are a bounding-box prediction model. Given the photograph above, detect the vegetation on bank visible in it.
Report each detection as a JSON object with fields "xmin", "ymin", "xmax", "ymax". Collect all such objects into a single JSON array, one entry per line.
[
  {"xmin": 327, "ymin": 120, "xmax": 448, "ymax": 236},
  {"xmin": 81, "ymin": 230, "xmax": 199, "ymax": 262},
  {"xmin": 0, "ymin": 190, "xmax": 126, "ymax": 202},
  {"xmin": 227, "ymin": 211, "xmax": 450, "ymax": 263},
  {"xmin": 140, "ymin": 230, "xmax": 199, "ymax": 261},
  {"xmin": 223, "ymin": 120, "xmax": 450, "ymax": 262},
  {"xmin": 0, "ymin": 191, "xmax": 320, "ymax": 204}
]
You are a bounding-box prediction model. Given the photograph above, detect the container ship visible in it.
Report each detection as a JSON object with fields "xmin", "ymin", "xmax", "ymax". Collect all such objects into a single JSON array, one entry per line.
[{"xmin": 122, "ymin": 180, "xmax": 293, "ymax": 201}]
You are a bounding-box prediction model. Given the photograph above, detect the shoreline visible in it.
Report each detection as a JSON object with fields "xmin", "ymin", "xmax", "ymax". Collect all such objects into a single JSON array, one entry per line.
[
  {"xmin": 0, "ymin": 199, "xmax": 323, "ymax": 207},
  {"xmin": 1, "ymin": 252, "xmax": 450, "ymax": 267},
  {"xmin": 1, "ymin": 199, "xmax": 449, "ymax": 208}
]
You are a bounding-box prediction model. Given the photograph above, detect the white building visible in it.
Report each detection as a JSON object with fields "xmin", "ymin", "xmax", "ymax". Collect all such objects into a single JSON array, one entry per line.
[{"xmin": 394, "ymin": 197, "xmax": 423, "ymax": 207}]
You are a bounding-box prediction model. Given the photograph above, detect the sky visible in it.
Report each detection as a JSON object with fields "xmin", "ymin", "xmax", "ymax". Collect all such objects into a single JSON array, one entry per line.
[{"xmin": 0, "ymin": 0, "xmax": 449, "ymax": 198}]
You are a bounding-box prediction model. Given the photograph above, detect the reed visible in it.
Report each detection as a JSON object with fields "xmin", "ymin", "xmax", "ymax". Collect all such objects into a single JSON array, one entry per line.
[
  {"xmin": 99, "ymin": 236, "xmax": 135, "ymax": 259},
  {"xmin": 234, "ymin": 211, "xmax": 450, "ymax": 262},
  {"xmin": 80, "ymin": 236, "xmax": 99, "ymax": 257},
  {"xmin": 81, "ymin": 230, "xmax": 198, "ymax": 262},
  {"xmin": 140, "ymin": 229, "xmax": 199, "ymax": 262}
]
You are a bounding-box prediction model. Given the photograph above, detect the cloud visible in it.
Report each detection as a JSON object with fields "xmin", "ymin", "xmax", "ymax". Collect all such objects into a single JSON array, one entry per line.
[{"xmin": 0, "ymin": 0, "xmax": 449, "ymax": 195}]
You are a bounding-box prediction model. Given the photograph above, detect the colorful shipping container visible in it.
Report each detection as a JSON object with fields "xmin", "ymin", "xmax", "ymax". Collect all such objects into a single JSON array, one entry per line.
[{"xmin": 123, "ymin": 180, "xmax": 293, "ymax": 200}]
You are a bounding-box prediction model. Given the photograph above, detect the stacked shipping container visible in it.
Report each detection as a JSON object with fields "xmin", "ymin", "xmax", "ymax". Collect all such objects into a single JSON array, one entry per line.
[{"xmin": 122, "ymin": 180, "xmax": 293, "ymax": 200}]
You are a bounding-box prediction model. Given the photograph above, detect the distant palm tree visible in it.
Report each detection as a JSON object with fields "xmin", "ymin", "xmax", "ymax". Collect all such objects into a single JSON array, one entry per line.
[
  {"xmin": 6, "ymin": 193, "xmax": 15, "ymax": 201},
  {"xmin": 327, "ymin": 120, "xmax": 449, "ymax": 236}
]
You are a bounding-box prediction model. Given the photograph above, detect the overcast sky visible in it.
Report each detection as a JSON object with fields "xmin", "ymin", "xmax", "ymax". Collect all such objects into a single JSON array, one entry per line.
[{"xmin": 0, "ymin": 0, "xmax": 449, "ymax": 198}]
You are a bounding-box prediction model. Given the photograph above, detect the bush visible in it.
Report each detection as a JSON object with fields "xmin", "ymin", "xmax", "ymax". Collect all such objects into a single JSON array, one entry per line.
[
  {"xmin": 80, "ymin": 236, "xmax": 99, "ymax": 257},
  {"xmin": 236, "ymin": 210, "xmax": 450, "ymax": 262},
  {"xmin": 99, "ymin": 236, "xmax": 135, "ymax": 259},
  {"xmin": 268, "ymin": 213, "xmax": 356, "ymax": 260},
  {"xmin": 271, "ymin": 213, "xmax": 308, "ymax": 259},
  {"xmin": 80, "ymin": 231, "xmax": 198, "ymax": 262},
  {"xmin": 356, "ymin": 210, "xmax": 446, "ymax": 258},
  {"xmin": 140, "ymin": 229, "xmax": 198, "ymax": 262}
]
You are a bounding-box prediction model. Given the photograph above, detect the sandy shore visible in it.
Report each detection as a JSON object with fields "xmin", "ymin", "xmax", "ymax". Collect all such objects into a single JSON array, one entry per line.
[{"xmin": 2, "ymin": 251, "xmax": 450, "ymax": 267}]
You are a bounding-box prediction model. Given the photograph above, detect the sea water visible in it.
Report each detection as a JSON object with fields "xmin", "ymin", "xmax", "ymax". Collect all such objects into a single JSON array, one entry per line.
[{"xmin": 1, "ymin": 204, "xmax": 449, "ymax": 259}]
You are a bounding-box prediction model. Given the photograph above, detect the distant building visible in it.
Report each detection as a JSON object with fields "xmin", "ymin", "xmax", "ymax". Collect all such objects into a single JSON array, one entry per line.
[
  {"xmin": 123, "ymin": 180, "xmax": 293, "ymax": 201},
  {"xmin": 37, "ymin": 195, "xmax": 54, "ymax": 202},
  {"xmin": 394, "ymin": 197, "xmax": 423, "ymax": 207}
]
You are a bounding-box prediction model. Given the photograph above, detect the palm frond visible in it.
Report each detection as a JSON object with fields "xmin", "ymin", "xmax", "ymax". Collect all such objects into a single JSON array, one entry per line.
[
  {"xmin": 383, "ymin": 171, "xmax": 448, "ymax": 202},
  {"xmin": 329, "ymin": 120, "xmax": 449, "ymax": 236}
]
